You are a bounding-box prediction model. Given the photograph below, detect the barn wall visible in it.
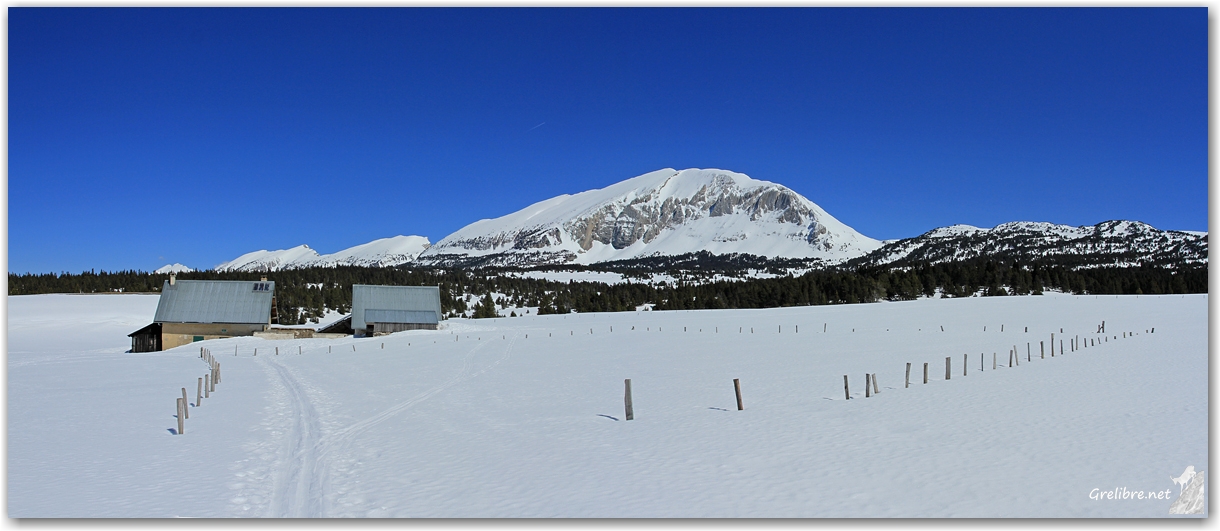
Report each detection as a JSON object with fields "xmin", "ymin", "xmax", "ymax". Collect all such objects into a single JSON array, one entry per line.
[
  {"xmin": 160, "ymin": 322, "xmax": 267, "ymax": 350},
  {"xmin": 130, "ymin": 332, "xmax": 159, "ymax": 353},
  {"xmin": 371, "ymin": 322, "xmax": 438, "ymax": 336}
]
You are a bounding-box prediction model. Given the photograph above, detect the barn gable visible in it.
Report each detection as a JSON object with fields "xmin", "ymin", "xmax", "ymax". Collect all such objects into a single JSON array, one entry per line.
[{"xmin": 352, "ymin": 284, "xmax": 441, "ymax": 336}]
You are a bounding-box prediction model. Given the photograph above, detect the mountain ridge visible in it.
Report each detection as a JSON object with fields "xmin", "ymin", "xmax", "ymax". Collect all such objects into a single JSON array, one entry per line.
[
  {"xmin": 213, "ymin": 235, "xmax": 431, "ymax": 272},
  {"xmin": 193, "ymin": 169, "xmax": 1206, "ymax": 273}
]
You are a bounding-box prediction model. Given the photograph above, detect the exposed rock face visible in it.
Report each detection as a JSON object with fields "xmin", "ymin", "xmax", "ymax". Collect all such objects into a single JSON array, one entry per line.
[
  {"xmin": 562, "ymin": 181, "xmax": 815, "ymax": 250},
  {"xmin": 418, "ymin": 168, "xmax": 881, "ymax": 267},
  {"xmin": 1169, "ymin": 470, "xmax": 1205, "ymax": 515}
]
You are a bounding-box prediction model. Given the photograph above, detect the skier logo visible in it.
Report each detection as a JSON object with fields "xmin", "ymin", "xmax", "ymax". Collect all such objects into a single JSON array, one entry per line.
[{"xmin": 1168, "ymin": 466, "xmax": 1205, "ymax": 515}]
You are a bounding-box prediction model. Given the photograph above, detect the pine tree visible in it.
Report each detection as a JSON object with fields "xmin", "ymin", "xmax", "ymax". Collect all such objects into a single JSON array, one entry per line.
[{"xmin": 473, "ymin": 293, "xmax": 497, "ymax": 319}]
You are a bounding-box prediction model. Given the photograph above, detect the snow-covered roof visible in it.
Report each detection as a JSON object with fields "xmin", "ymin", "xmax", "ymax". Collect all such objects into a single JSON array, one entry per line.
[{"xmin": 153, "ymin": 280, "xmax": 274, "ymax": 324}]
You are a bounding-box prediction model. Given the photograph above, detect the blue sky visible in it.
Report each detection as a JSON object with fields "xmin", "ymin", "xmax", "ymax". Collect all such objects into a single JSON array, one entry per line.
[{"xmin": 9, "ymin": 8, "xmax": 1207, "ymax": 274}]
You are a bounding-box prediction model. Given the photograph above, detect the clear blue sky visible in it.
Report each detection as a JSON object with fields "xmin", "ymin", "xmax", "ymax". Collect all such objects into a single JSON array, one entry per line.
[{"xmin": 9, "ymin": 8, "xmax": 1207, "ymax": 274}]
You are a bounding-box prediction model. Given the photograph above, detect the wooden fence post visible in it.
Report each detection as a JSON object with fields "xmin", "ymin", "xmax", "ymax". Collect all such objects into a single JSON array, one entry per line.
[
  {"xmin": 1041, "ymin": 341, "xmax": 1045, "ymax": 359},
  {"xmin": 181, "ymin": 388, "xmax": 189, "ymax": 419},
  {"xmin": 1027, "ymin": 343, "xmax": 1030, "ymax": 362},
  {"xmin": 177, "ymin": 398, "xmax": 185, "ymax": 435},
  {"xmin": 276, "ymin": 347, "xmax": 279, "ymax": 356},
  {"xmin": 872, "ymin": 374, "xmax": 880, "ymax": 395},
  {"xmin": 923, "ymin": 363, "xmax": 929, "ymax": 384},
  {"xmin": 945, "ymin": 357, "xmax": 951, "ymax": 380},
  {"xmin": 1013, "ymin": 345, "xmax": 1019, "ymax": 366},
  {"xmin": 844, "ymin": 375, "xmax": 851, "ymax": 400},
  {"xmin": 734, "ymin": 379, "xmax": 744, "ymax": 410},
  {"xmin": 624, "ymin": 379, "xmax": 634, "ymax": 420},
  {"xmin": 865, "ymin": 374, "xmax": 871, "ymax": 398},
  {"xmin": 993, "ymin": 352, "xmax": 996, "ymax": 370},
  {"xmin": 1050, "ymin": 334, "xmax": 1055, "ymax": 356},
  {"xmin": 197, "ymin": 377, "xmax": 202, "ymax": 407},
  {"xmin": 963, "ymin": 354, "xmax": 967, "ymax": 376},
  {"xmin": 204, "ymin": 375, "xmax": 210, "ymax": 398},
  {"xmin": 905, "ymin": 363, "xmax": 911, "ymax": 388},
  {"xmin": 1009, "ymin": 350, "xmax": 1013, "ymax": 368},
  {"xmin": 1060, "ymin": 340, "xmax": 1064, "ymax": 355}
]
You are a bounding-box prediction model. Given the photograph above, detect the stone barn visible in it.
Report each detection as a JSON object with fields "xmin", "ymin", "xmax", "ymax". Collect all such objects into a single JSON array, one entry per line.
[
  {"xmin": 351, "ymin": 284, "xmax": 442, "ymax": 337},
  {"xmin": 129, "ymin": 277, "xmax": 275, "ymax": 352}
]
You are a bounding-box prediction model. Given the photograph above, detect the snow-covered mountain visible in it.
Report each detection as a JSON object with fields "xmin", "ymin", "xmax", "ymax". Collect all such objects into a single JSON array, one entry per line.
[
  {"xmin": 208, "ymin": 169, "xmax": 1206, "ymax": 273},
  {"xmin": 416, "ymin": 168, "xmax": 883, "ymax": 267},
  {"xmin": 214, "ymin": 236, "xmax": 431, "ymax": 272},
  {"xmin": 853, "ymin": 220, "xmax": 1208, "ymax": 268},
  {"xmin": 153, "ymin": 263, "xmax": 193, "ymax": 274}
]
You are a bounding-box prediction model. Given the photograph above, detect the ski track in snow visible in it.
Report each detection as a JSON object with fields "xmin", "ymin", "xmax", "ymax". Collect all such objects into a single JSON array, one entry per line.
[
  {"xmin": 265, "ymin": 359, "xmax": 325, "ymax": 518},
  {"xmin": 257, "ymin": 334, "xmax": 518, "ymax": 517},
  {"xmin": 322, "ymin": 334, "xmax": 517, "ymax": 456}
]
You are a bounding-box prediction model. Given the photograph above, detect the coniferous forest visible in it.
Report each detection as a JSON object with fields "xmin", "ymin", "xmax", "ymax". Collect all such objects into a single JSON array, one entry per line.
[{"xmin": 8, "ymin": 257, "xmax": 1207, "ymax": 325}]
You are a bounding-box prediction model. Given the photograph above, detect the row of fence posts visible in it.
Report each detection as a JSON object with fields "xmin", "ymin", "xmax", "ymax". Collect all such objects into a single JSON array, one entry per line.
[
  {"xmin": 177, "ymin": 347, "xmax": 221, "ymax": 435},
  {"xmin": 617, "ymin": 324, "xmax": 1128, "ymax": 416},
  {"xmin": 176, "ymin": 323, "xmax": 1156, "ymax": 427},
  {"xmin": 846, "ymin": 322, "xmax": 1150, "ymax": 401}
]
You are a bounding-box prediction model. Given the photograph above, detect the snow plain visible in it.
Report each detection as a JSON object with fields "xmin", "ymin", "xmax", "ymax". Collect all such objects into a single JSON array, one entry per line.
[{"xmin": 7, "ymin": 293, "xmax": 1207, "ymax": 518}]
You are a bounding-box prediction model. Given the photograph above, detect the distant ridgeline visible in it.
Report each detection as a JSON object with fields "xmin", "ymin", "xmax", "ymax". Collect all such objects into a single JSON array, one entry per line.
[{"xmin": 8, "ymin": 253, "xmax": 1207, "ymax": 325}]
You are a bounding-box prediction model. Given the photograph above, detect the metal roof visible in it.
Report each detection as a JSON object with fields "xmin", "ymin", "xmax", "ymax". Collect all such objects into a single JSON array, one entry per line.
[
  {"xmin": 364, "ymin": 309, "xmax": 439, "ymax": 325},
  {"xmin": 352, "ymin": 284, "xmax": 441, "ymax": 331},
  {"xmin": 153, "ymin": 280, "xmax": 274, "ymax": 324}
]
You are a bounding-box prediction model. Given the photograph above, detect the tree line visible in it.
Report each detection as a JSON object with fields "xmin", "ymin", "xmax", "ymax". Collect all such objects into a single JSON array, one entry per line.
[{"xmin": 8, "ymin": 259, "xmax": 1206, "ymax": 324}]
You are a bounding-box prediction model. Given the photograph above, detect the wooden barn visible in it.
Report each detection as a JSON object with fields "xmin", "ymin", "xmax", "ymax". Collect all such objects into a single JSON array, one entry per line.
[
  {"xmin": 351, "ymin": 284, "xmax": 442, "ymax": 337},
  {"xmin": 128, "ymin": 276, "xmax": 275, "ymax": 352}
]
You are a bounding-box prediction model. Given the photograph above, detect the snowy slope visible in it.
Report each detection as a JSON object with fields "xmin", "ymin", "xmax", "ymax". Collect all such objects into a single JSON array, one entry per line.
[
  {"xmin": 8, "ymin": 293, "xmax": 1206, "ymax": 517},
  {"xmin": 214, "ymin": 244, "xmax": 322, "ymax": 272},
  {"xmin": 215, "ymin": 236, "xmax": 431, "ymax": 272},
  {"xmin": 154, "ymin": 263, "xmax": 194, "ymax": 274},
  {"xmin": 855, "ymin": 220, "xmax": 1208, "ymax": 268},
  {"xmin": 417, "ymin": 168, "xmax": 882, "ymax": 267}
]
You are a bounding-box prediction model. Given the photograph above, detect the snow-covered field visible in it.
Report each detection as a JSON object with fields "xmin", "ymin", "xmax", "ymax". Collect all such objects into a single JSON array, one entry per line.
[{"xmin": 7, "ymin": 293, "xmax": 1207, "ymax": 517}]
